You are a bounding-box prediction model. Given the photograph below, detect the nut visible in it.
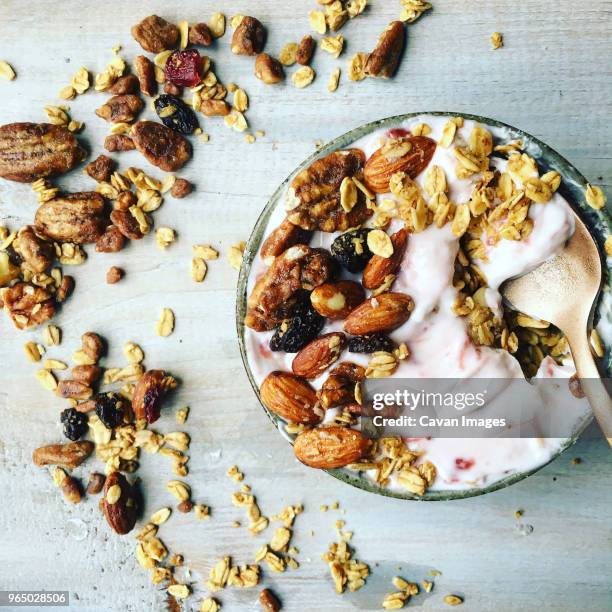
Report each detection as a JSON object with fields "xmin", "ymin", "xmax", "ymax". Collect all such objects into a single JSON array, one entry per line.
[
  {"xmin": 82, "ymin": 332, "xmax": 105, "ymax": 362},
  {"xmin": 15, "ymin": 225, "xmax": 54, "ymax": 273},
  {"xmin": 177, "ymin": 499, "xmax": 193, "ymax": 513},
  {"xmin": 32, "ymin": 440, "xmax": 94, "ymax": 469},
  {"xmin": 2, "ymin": 282, "xmax": 55, "ymax": 329},
  {"xmin": 344, "ymin": 292, "xmax": 414, "ymax": 335},
  {"xmin": 170, "ymin": 178, "xmax": 193, "ymax": 198},
  {"xmin": 34, "ymin": 192, "xmax": 107, "ymax": 244},
  {"xmin": 0, "ymin": 122, "xmax": 85, "ymax": 183},
  {"xmin": 108, "ymin": 74, "xmax": 140, "ymax": 95},
  {"xmin": 292, "ymin": 332, "xmax": 346, "ymax": 379},
  {"xmin": 319, "ymin": 362, "xmax": 365, "ymax": 408},
  {"xmin": 189, "ymin": 23, "xmax": 213, "ymax": 46},
  {"xmin": 86, "ymin": 472, "xmax": 105, "ymax": 494},
  {"xmin": 260, "ymin": 218, "xmax": 311, "ymax": 260},
  {"xmin": 55, "ymin": 275, "xmax": 74, "ymax": 303},
  {"xmin": 134, "ymin": 56, "xmax": 157, "ymax": 97},
  {"xmin": 96, "ymin": 225, "xmax": 126, "ymax": 253},
  {"xmin": 132, "ymin": 369, "xmax": 177, "ymax": 423},
  {"xmin": 164, "ymin": 82, "xmax": 182, "ymax": 96},
  {"xmin": 364, "ymin": 21, "xmax": 406, "ymax": 78},
  {"xmin": 260, "ymin": 371, "xmax": 322, "ymax": 424},
  {"xmin": 101, "ymin": 471, "xmax": 138, "ymax": 534},
  {"xmin": 131, "ymin": 15, "xmax": 179, "ymax": 53},
  {"xmin": 131, "ymin": 121, "xmax": 192, "ymax": 172},
  {"xmin": 293, "ymin": 426, "xmax": 372, "ymax": 468},
  {"xmin": 61, "ymin": 476, "xmax": 82, "ymax": 504},
  {"xmin": 296, "ymin": 35, "xmax": 316, "ymax": 65},
  {"xmin": 363, "ymin": 227, "xmax": 408, "ymax": 289},
  {"xmin": 259, "ymin": 588, "xmax": 282, "ymax": 612},
  {"xmin": 106, "ymin": 266, "xmax": 124, "ymax": 284},
  {"xmin": 231, "ymin": 16, "xmax": 266, "ymax": 56},
  {"xmin": 85, "ymin": 155, "xmax": 116, "ymax": 182},
  {"xmin": 255, "ymin": 54, "xmax": 284, "ymax": 84},
  {"xmin": 310, "ymin": 280, "xmax": 365, "ymax": 319},
  {"xmin": 72, "ymin": 364, "xmax": 102, "ymax": 385},
  {"xmin": 95, "ymin": 95, "xmax": 144, "ymax": 123},
  {"xmin": 110, "ymin": 209, "xmax": 144, "ymax": 240},
  {"xmin": 56, "ymin": 379, "xmax": 93, "ymax": 400},
  {"xmin": 104, "ymin": 134, "xmax": 135, "ymax": 152}
]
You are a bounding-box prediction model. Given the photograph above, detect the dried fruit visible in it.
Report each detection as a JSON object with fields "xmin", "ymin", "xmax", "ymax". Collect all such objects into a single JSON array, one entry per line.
[
  {"xmin": 254, "ymin": 54, "xmax": 284, "ymax": 84},
  {"xmin": 95, "ymin": 392, "xmax": 125, "ymax": 429},
  {"xmin": 296, "ymin": 35, "xmax": 316, "ymax": 65},
  {"xmin": 362, "ymin": 227, "xmax": 408, "ymax": 289},
  {"xmin": 164, "ymin": 49, "xmax": 203, "ymax": 87},
  {"xmin": 131, "ymin": 121, "xmax": 192, "ymax": 171},
  {"xmin": 260, "ymin": 371, "xmax": 322, "ymax": 424},
  {"xmin": 293, "ymin": 426, "xmax": 371, "ymax": 468},
  {"xmin": 292, "ymin": 332, "xmax": 346, "ymax": 379},
  {"xmin": 0, "ymin": 122, "xmax": 85, "ymax": 183},
  {"xmin": 189, "ymin": 22, "xmax": 213, "ymax": 46},
  {"xmin": 34, "ymin": 192, "xmax": 107, "ymax": 244},
  {"xmin": 310, "ymin": 281, "xmax": 365, "ymax": 319},
  {"xmin": 269, "ymin": 301, "xmax": 325, "ymax": 353},
  {"xmin": 344, "ymin": 292, "xmax": 414, "ymax": 335},
  {"xmin": 287, "ymin": 149, "xmax": 372, "ymax": 232},
  {"xmin": 260, "ymin": 219, "xmax": 311, "ymax": 260},
  {"xmin": 95, "ymin": 95, "xmax": 144, "ymax": 123},
  {"xmin": 364, "ymin": 136, "xmax": 436, "ymax": 193},
  {"xmin": 231, "ymin": 16, "xmax": 266, "ymax": 56},
  {"xmin": 132, "ymin": 369, "xmax": 177, "ymax": 423},
  {"xmin": 331, "ymin": 228, "xmax": 373, "ymax": 272},
  {"xmin": 131, "ymin": 15, "xmax": 179, "ymax": 53},
  {"xmin": 134, "ymin": 56, "xmax": 157, "ymax": 97},
  {"xmin": 364, "ymin": 21, "xmax": 406, "ymax": 78},
  {"xmin": 154, "ymin": 94, "xmax": 198, "ymax": 135},
  {"xmin": 348, "ymin": 333, "xmax": 395, "ymax": 354},
  {"xmin": 60, "ymin": 408, "xmax": 88, "ymax": 441},
  {"xmin": 101, "ymin": 471, "xmax": 138, "ymax": 534},
  {"xmin": 2, "ymin": 282, "xmax": 54, "ymax": 329},
  {"xmin": 32, "ymin": 440, "xmax": 94, "ymax": 469}
]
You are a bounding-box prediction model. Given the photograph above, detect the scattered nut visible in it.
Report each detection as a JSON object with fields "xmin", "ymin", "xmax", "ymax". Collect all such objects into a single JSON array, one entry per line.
[
  {"xmin": 106, "ymin": 266, "xmax": 124, "ymax": 284},
  {"xmin": 259, "ymin": 588, "xmax": 282, "ymax": 611},
  {"xmin": 134, "ymin": 55, "xmax": 157, "ymax": 97},
  {"xmin": 189, "ymin": 23, "xmax": 213, "ymax": 46},
  {"xmin": 85, "ymin": 155, "xmax": 116, "ymax": 183},
  {"xmin": 231, "ymin": 16, "xmax": 266, "ymax": 56},
  {"xmin": 296, "ymin": 35, "xmax": 316, "ymax": 65},
  {"xmin": 255, "ymin": 54, "xmax": 284, "ymax": 84},
  {"xmin": 171, "ymin": 178, "xmax": 193, "ymax": 198},
  {"xmin": 86, "ymin": 472, "xmax": 106, "ymax": 495},
  {"xmin": 32, "ymin": 440, "xmax": 94, "ymax": 469}
]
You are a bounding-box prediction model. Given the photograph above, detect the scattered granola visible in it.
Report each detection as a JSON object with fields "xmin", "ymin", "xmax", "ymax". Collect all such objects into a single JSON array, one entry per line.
[{"xmin": 490, "ymin": 31, "xmax": 504, "ymax": 49}]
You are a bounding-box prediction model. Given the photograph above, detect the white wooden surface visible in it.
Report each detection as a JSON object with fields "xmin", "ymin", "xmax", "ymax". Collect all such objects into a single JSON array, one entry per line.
[{"xmin": 0, "ymin": 1, "xmax": 611, "ymax": 610}]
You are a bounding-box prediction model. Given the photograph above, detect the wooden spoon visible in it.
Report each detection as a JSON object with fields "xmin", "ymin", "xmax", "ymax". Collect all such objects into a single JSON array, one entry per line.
[{"xmin": 501, "ymin": 211, "xmax": 612, "ymax": 445}]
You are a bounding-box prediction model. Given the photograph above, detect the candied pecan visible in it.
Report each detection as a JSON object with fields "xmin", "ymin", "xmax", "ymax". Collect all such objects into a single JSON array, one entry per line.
[
  {"xmin": 72, "ymin": 364, "xmax": 102, "ymax": 385},
  {"xmin": 35, "ymin": 192, "xmax": 107, "ymax": 244},
  {"xmin": 114, "ymin": 190, "xmax": 137, "ymax": 211},
  {"xmin": 189, "ymin": 23, "xmax": 213, "ymax": 46},
  {"xmin": 96, "ymin": 225, "xmax": 126, "ymax": 253},
  {"xmin": 199, "ymin": 99, "xmax": 231, "ymax": 117},
  {"xmin": 131, "ymin": 15, "xmax": 179, "ymax": 53},
  {"xmin": 108, "ymin": 74, "xmax": 140, "ymax": 95},
  {"xmin": 170, "ymin": 178, "xmax": 192, "ymax": 198},
  {"xmin": 132, "ymin": 369, "xmax": 177, "ymax": 423},
  {"xmin": 104, "ymin": 134, "xmax": 135, "ymax": 152},
  {"xmin": 32, "ymin": 440, "xmax": 94, "ymax": 469},
  {"xmin": 82, "ymin": 332, "xmax": 105, "ymax": 362},
  {"xmin": 56, "ymin": 379, "xmax": 93, "ymax": 400},
  {"xmin": 259, "ymin": 588, "xmax": 282, "ymax": 612},
  {"xmin": 245, "ymin": 245, "xmax": 335, "ymax": 331},
  {"xmin": 318, "ymin": 362, "xmax": 365, "ymax": 408},
  {"xmin": 55, "ymin": 275, "xmax": 74, "ymax": 303},
  {"xmin": 260, "ymin": 218, "xmax": 311, "ymax": 260},
  {"xmin": 106, "ymin": 266, "xmax": 124, "ymax": 284},
  {"xmin": 15, "ymin": 225, "xmax": 54, "ymax": 273},
  {"xmin": 134, "ymin": 56, "xmax": 157, "ymax": 97},
  {"xmin": 96, "ymin": 95, "xmax": 144, "ymax": 123},
  {"xmin": 163, "ymin": 82, "xmax": 183, "ymax": 96},
  {"xmin": 110, "ymin": 209, "xmax": 143, "ymax": 240},
  {"xmin": 131, "ymin": 121, "xmax": 192, "ymax": 172},
  {"xmin": 364, "ymin": 21, "xmax": 406, "ymax": 78},
  {"xmin": 74, "ymin": 399, "xmax": 97, "ymax": 413},
  {"xmin": 87, "ymin": 472, "xmax": 106, "ymax": 495},
  {"xmin": 287, "ymin": 149, "xmax": 372, "ymax": 232},
  {"xmin": 296, "ymin": 35, "xmax": 316, "ymax": 65},
  {"xmin": 2, "ymin": 282, "xmax": 54, "ymax": 329},
  {"xmin": 255, "ymin": 54, "xmax": 284, "ymax": 84},
  {"xmin": 85, "ymin": 154, "xmax": 116, "ymax": 183},
  {"xmin": 231, "ymin": 16, "xmax": 266, "ymax": 56}
]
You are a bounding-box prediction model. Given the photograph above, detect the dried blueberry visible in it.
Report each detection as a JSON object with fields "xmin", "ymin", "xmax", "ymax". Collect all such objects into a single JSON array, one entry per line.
[
  {"xmin": 154, "ymin": 94, "xmax": 198, "ymax": 135},
  {"xmin": 348, "ymin": 333, "xmax": 395, "ymax": 354},
  {"xmin": 269, "ymin": 301, "xmax": 325, "ymax": 353},
  {"xmin": 331, "ymin": 228, "xmax": 373, "ymax": 273},
  {"xmin": 60, "ymin": 408, "xmax": 88, "ymax": 441},
  {"xmin": 95, "ymin": 392, "xmax": 125, "ymax": 429}
]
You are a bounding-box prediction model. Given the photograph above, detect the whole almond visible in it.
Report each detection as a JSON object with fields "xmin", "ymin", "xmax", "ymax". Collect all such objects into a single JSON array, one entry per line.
[
  {"xmin": 292, "ymin": 332, "xmax": 346, "ymax": 379},
  {"xmin": 294, "ymin": 426, "xmax": 372, "ymax": 468},
  {"xmin": 362, "ymin": 228, "xmax": 408, "ymax": 289},
  {"xmin": 32, "ymin": 440, "xmax": 94, "ymax": 469},
  {"xmin": 364, "ymin": 21, "xmax": 406, "ymax": 79},
  {"xmin": 101, "ymin": 471, "xmax": 137, "ymax": 535},
  {"xmin": 260, "ymin": 371, "xmax": 322, "ymax": 424},
  {"xmin": 344, "ymin": 292, "xmax": 414, "ymax": 335},
  {"xmin": 364, "ymin": 136, "xmax": 436, "ymax": 193},
  {"xmin": 310, "ymin": 281, "xmax": 365, "ymax": 319}
]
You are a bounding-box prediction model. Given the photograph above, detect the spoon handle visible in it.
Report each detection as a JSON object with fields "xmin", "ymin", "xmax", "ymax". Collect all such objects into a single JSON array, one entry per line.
[{"xmin": 566, "ymin": 327, "xmax": 612, "ymax": 447}]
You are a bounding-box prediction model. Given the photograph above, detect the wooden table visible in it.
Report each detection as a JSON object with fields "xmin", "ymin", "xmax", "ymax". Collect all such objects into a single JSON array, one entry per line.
[{"xmin": 0, "ymin": 1, "xmax": 610, "ymax": 610}]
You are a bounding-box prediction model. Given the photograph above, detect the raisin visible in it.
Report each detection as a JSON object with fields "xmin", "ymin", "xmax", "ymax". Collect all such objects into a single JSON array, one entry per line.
[
  {"xmin": 164, "ymin": 49, "xmax": 202, "ymax": 87},
  {"xmin": 269, "ymin": 300, "xmax": 325, "ymax": 353},
  {"xmin": 60, "ymin": 408, "xmax": 88, "ymax": 441},
  {"xmin": 347, "ymin": 333, "xmax": 395, "ymax": 354},
  {"xmin": 331, "ymin": 228, "xmax": 373, "ymax": 273},
  {"xmin": 154, "ymin": 94, "xmax": 198, "ymax": 135},
  {"xmin": 95, "ymin": 392, "xmax": 125, "ymax": 429}
]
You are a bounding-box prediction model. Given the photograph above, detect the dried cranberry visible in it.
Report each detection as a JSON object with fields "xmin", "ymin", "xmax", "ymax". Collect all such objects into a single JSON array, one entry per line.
[
  {"xmin": 455, "ymin": 458, "xmax": 475, "ymax": 470},
  {"xmin": 164, "ymin": 49, "xmax": 202, "ymax": 87},
  {"xmin": 388, "ymin": 128, "xmax": 410, "ymax": 138},
  {"xmin": 154, "ymin": 94, "xmax": 198, "ymax": 135}
]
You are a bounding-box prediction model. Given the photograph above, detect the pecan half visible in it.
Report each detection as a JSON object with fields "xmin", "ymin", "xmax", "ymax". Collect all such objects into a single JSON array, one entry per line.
[
  {"xmin": 82, "ymin": 332, "xmax": 105, "ymax": 362},
  {"xmin": 260, "ymin": 218, "xmax": 311, "ymax": 260},
  {"xmin": 35, "ymin": 192, "xmax": 107, "ymax": 244},
  {"xmin": 108, "ymin": 74, "xmax": 140, "ymax": 95},
  {"xmin": 170, "ymin": 178, "xmax": 192, "ymax": 198},
  {"xmin": 364, "ymin": 21, "xmax": 406, "ymax": 78},
  {"xmin": 200, "ymin": 100, "xmax": 231, "ymax": 117},
  {"xmin": 131, "ymin": 15, "xmax": 179, "ymax": 53},
  {"xmin": 134, "ymin": 56, "xmax": 157, "ymax": 97},
  {"xmin": 55, "ymin": 275, "xmax": 74, "ymax": 303},
  {"xmin": 72, "ymin": 365, "xmax": 102, "ymax": 385},
  {"xmin": 131, "ymin": 121, "xmax": 192, "ymax": 172},
  {"xmin": 287, "ymin": 149, "xmax": 372, "ymax": 232},
  {"xmin": 96, "ymin": 95, "xmax": 144, "ymax": 123},
  {"xmin": 132, "ymin": 369, "xmax": 177, "ymax": 423},
  {"xmin": 56, "ymin": 379, "xmax": 93, "ymax": 400},
  {"xmin": 32, "ymin": 440, "xmax": 94, "ymax": 469},
  {"xmin": 95, "ymin": 224, "xmax": 126, "ymax": 253},
  {"xmin": 104, "ymin": 134, "xmax": 135, "ymax": 152},
  {"xmin": 15, "ymin": 225, "xmax": 54, "ymax": 273},
  {"xmin": 231, "ymin": 16, "xmax": 266, "ymax": 56},
  {"xmin": 110, "ymin": 209, "xmax": 143, "ymax": 240},
  {"xmin": 0, "ymin": 122, "xmax": 85, "ymax": 183},
  {"xmin": 85, "ymin": 154, "xmax": 116, "ymax": 182},
  {"xmin": 2, "ymin": 282, "xmax": 54, "ymax": 329},
  {"xmin": 101, "ymin": 471, "xmax": 138, "ymax": 534}
]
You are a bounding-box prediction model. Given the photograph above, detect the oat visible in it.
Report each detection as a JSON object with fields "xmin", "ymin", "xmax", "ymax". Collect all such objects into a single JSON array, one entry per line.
[
  {"xmin": 165, "ymin": 432, "xmax": 190, "ymax": 451},
  {"xmin": 24, "ymin": 341, "xmax": 43, "ymax": 362},
  {"xmin": 348, "ymin": 53, "xmax": 368, "ymax": 81},
  {"xmin": 256, "ymin": 130, "xmax": 265, "ymax": 138},
  {"xmin": 195, "ymin": 504, "xmax": 210, "ymax": 520},
  {"xmin": 166, "ymin": 480, "xmax": 190, "ymax": 502},
  {"xmin": 200, "ymin": 597, "xmax": 221, "ymax": 612},
  {"xmin": 168, "ymin": 584, "xmax": 190, "ymax": 599},
  {"xmin": 321, "ymin": 35, "xmax": 344, "ymax": 58},
  {"xmin": 292, "ymin": 66, "xmax": 315, "ymax": 88},
  {"xmin": 328, "ymin": 67, "xmax": 341, "ymax": 92},
  {"xmin": 227, "ymin": 465, "xmax": 244, "ymax": 482},
  {"xmin": 399, "ymin": 0, "xmax": 432, "ymax": 23},
  {"xmin": 44, "ymin": 105, "xmax": 70, "ymax": 127},
  {"xmin": 150, "ymin": 507, "xmax": 172, "ymax": 525},
  {"xmin": 209, "ymin": 12, "xmax": 226, "ymax": 38},
  {"xmin": 310, "ymin": 10, "xmax": 327, "ymax": 34},
  {"xmin": 71, "ymin": 67, "xmax": 90, "ymax": 94},
  {"xmin": 490, "ymin": 32, "xmax": 503, "ymax": 49},
  {"xmin": 59, "ymin": 86, "xmax": 76, "ymax": 100},
  {"xmin": 367, "ymin": 229, "xmax": 393, "ymax": 257},
  {"xmin": 43, "ymin": 359, "xmax": 67, "ymax": 370},
  {"xmin": 224, "ymin": 110, "xmax": 248, "ymax": 132},
  {"xmin": 604, "ymin": 236, "xmax": 612, "ymax": 256},
  {"xmin": 451, "ymin": 204, "xmax": 470, "ymax": 237},
  {"xmin": 156, "ymin": 308, "xmax": 175, "ymax": 337},
  {"xmin": 156, "ymin": 227, "xmax": 176, "ymax": 249},
  {"xmin": 347, "ymin": 0, "xmax": 367, "ymax": 18},
  {"xmin": 279, "ymin": 42, "xmax": 298, "ymax": 66},
  {"xmin": 35, "ymin": 369, "xmax": 57, "ymax": 391},
  {"xmin": 444, "ymin": 595, "xmax": 463, "ymax": 606},
  {"xmin": 244, "ymin": 134, "xmax": 256, "ymax": 144},
  {"xmin": 590, "ymin": 328, "xmax": 604, "ymax": 358},
  {"xmin": 322, "ymin": 539, "xmax": 369, "ymax": 593},
  {"xmin": 192, "ymin": 257, "xmax": 208, "ymax": 282},
  {"xmin": 123, "ymin": 341, "xmax": 144, "ymax": 364},
  {"xmin": 0, "ymin": 60, "xmax": 16, "ymax": 81},
  {"xmin": 411, "ymin": 122, "xmax": 431, "ymax": 136},
  {"xmin": 228, "ymin": 241, "xmax": 246, "ymax": 270},
  {"xmin": 383, "ymin": 592, "xmax": 408, "ymax": 609},
  {"xmin": 365, "ymin": 351, "xmax": 398, "ymax": 378},
  {"xmin": 439, "ymin": 120, "xmax": 457, "ymax": 148},
  {"xmin": 585, "ymin": 184, "xmax": 606, "ymax": 210},
  {"xmin": 233, "ymin": 88, "xmax": 249, "ymax": 112}
]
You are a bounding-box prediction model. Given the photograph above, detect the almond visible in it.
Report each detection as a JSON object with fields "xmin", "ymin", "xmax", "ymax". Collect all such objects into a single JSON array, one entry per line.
[
  {"xmin": 292, "ymin": 332, "xmax": 346, "ymax": 379},
  {"xmin": 344, "ymin": 292, "xmax": 414, "ymax": 335},
  {"xmin": 310, "ymin": 281, "xmax": 365, "ymax": 319},
  {"xmin": 362, "ymin": 228, "xmax": 408, "ymax": 289},
  {"xmin": 101, "ymin": 471, "xmax": 138, "ymax": 535},
  {"xmin": 293, "ymin": 426, "xmax": 372, "ymax": 468},
  {"xmin": 363, "ymin": 136, "xmax": 436, "ymax": 193},
  {"xmin": 260, "ymin": 371, "xmax": 322, "ymax": 424}
]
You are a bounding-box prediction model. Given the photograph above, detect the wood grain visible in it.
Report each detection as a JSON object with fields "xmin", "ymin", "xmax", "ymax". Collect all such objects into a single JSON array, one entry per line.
[{"xmin": 0, "ymin": 1, "xmax": 610, "ymax": 610}]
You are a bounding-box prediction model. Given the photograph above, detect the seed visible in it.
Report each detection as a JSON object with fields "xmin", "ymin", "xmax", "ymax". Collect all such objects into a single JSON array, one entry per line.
[{"xmin": 156, "ymin": 308, "xmax": 175, "ymax": 337}]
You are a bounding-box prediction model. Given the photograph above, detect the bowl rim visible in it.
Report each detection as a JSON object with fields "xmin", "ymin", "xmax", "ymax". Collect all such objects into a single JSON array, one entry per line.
[{"xmin": 236, "ymin": 111, "xmax": 611, "ymax": 501}]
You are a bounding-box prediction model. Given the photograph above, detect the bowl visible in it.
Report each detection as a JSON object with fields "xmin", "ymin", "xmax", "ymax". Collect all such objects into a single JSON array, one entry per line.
[{"xmin": 236, "ymin": 112, "xmax": 612, "ymax": 500}]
